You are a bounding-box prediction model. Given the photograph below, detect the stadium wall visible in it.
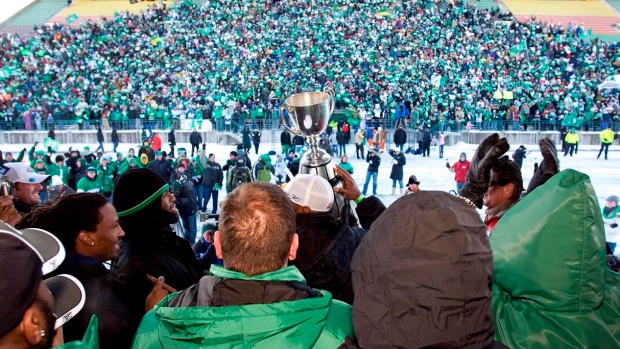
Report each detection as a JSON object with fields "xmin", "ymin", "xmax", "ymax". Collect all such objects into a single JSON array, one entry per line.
[{"xmin": 0, "ymin": 130, "xmax": 615, "ymax": 147}]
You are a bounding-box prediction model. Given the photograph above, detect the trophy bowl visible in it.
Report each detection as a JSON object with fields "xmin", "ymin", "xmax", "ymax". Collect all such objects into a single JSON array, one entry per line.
[{"xmin": 279, "ymin": 88, "xmax": 334, "ymax": 136}]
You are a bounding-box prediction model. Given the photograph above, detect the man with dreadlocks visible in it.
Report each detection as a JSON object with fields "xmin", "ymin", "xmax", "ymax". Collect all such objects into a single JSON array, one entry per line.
[{"xmin": 16, "ymin": 193, "xmax": 133, "ymax": 349}]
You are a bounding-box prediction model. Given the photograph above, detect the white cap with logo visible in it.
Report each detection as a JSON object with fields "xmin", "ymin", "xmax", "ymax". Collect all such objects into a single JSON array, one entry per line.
[
  {"xmin": 4, "ymin": 163, "xmax": 51, "ymax": 184},
  {"xmin": 284, "ymin": 174, "xmax": 334, "ymax": 212}
]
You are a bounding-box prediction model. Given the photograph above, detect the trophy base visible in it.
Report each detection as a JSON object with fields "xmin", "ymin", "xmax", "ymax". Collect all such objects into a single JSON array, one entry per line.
[{"xmin": 300, "ymin": 147, "xmax": 332, "ymax": 169}]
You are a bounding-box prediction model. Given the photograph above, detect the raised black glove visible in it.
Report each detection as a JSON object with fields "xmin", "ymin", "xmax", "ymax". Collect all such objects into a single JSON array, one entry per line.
[
  {"xmin": 525, "ymin": 137, "xmax": 559, "ymax": 196},
  {"xmin": 459, "ymin": 133, "xmax": 510, "ymax": 208}
]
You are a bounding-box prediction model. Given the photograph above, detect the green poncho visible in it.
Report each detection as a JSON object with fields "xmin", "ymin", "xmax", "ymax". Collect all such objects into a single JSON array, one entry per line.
[{"xmin": 491, "ymin": 170, "xmax": 620, "ymax": 348}]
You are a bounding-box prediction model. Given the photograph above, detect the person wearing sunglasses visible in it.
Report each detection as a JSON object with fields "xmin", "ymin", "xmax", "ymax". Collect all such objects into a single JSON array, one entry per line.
[{"xmin": 483, "ymin": 160, "xmax": 523, "ymax": 237}]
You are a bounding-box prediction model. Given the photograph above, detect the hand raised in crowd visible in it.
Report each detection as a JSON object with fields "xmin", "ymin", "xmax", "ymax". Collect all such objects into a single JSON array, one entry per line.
[
  {"xmin": 459, "ymin": 133, "xmax": 509, "ymax": 208},
  {"xmin": 333, "ymin": 165, "xmax": 362, "ymax": 201},
  {"xmin": 0, "ymin": 196, "xmax": 21, "ymax": 226},
  {"xmin": 145, "ymin": 276, "xmax": 170, "ymax": 313},
  {"xmin": 526, "ymin": 137, "xmax": 560, "ymax": 195}
]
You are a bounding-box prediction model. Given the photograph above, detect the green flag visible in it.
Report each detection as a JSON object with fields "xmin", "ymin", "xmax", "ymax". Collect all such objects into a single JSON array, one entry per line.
[
  {"xmin": 43, "ymin": 137, "xmax": 61, "ymax": 152},
  {"xmin": 66, "ymin": 14, "xmax": 78, "ymax": 24}
]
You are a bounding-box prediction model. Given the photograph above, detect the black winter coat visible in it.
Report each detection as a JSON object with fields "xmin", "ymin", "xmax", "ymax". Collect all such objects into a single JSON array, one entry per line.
[
  {"xmin": 201, "ymin": 161, "xmax": 223, "ymax": 187},
  {"xmin": 148, "ymin": 159, "xmax": 173, "ymax": 182},
  {"xmin": 366, "ymin": 154, "xmax": 381, "ymax": 172},
  {"xmin": 50, "ymin": 254, "xmax": 133, "ymax": 349},
  {"xmin": 251, "ymin": 130, "xmax": 261, "ymax": 143},
  {"xmin": 174, "ymin": 180, "xmax": 197, "ymax": 217},
  {"xmin": 422, "ymin": 131, "xmax": 432, "ymax": 144},
  {"xmin": 393, "ymin": 129, "xmax": 407, "ymax": 145},
  {"xmin": 168, "ymin": 130, "xmax": 176, "ymax": 145},
  {"xmin": 281, "ymin": 131, "xmax": 291, "ymax": 145},
  {"xmin": 291, "ymin": 196, "xmax": 385, "ymax": 305},
  {"xmin": 189, "ymin": 132, "xmax": 202, "ymax": 145},
  {"xmin": 114, "ymin": 224, "xmax": 204, "ymax": 332},
  {"xmin": 111, "ymin": 129, "xmax": 119, "ymax": 143},
  {"xmin": 292, "ymin": 135, "xmax": 305, "ymax": 146},
  {"xmin": 138, "ymin": 147, "xmax": 155, "ymax": 162},
  {"xmin": 97, "ymin": 128, "xmax": 104, "ymax": 142},
  {"xmin": 242, "ymin": 128, "xmax": 252, "ymax": 149},
  {"xmin": 336, "ymin": 131, "xmax": 348, "ymax": 145},
  {"xmin": 389, "ymin": 151, "xmax": 406, "ymax": 181},
  {"xmin": 512, "ymin": 149, "xmax": 526, "ymax": 169},
  {"xmin": 352, "ymin": 192, "xmax": 494, "ymax": 348}
]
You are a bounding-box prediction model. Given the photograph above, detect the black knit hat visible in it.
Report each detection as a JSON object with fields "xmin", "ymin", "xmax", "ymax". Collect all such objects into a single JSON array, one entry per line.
[{"xmin": 113, "ymin": 169, "xmax": 169, "ymax": 217}]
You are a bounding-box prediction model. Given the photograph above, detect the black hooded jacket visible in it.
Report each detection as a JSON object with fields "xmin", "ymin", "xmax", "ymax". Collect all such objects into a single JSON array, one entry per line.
[
  {"xmin": 113, "ymin": 206, "xmax": 204, "ymax": 332},
  {"xmin": 51, "ymin": 254, "xmax": 133, "ymax": 349},
  {"xmin": 352, "ymin": 192, "xmax": 495, "ymax": 348},
  {"xmin": 291, "ymin": 196, "xmax": 386, "ymax": 305}
]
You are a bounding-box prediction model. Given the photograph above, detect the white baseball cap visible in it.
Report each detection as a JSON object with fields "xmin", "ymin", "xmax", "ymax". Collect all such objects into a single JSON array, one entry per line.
[
  {"xmin": 4, "ymin": 163, "xmax": 50, "ymax": 184},
  {"xmin": 284, "ymin": 174, "xmax": 334, "ymax": 212},
  {"xmin": 51, "ymin": 175, "xmax": 63, "ymax": 186}
]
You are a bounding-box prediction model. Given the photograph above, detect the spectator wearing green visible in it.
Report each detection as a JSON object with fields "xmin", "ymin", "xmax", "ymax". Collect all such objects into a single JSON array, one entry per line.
[
  {"xmin": 337, "ymin": 155, "xmax": 354, "ymax": 174},
  {"xmin": 97, "ymin": 157, "xmax": 115, "ymax": 199},
  {"xmin": 45, "ymin": 154, "xmax": 70, "ymax": 185},
  {"xmin": 131, "ymin": 182, "xmax": 355, "ymax": 349},
  {"xmin": 28, "ymin": 143, "xmax": 47, "ymax": 169},
  {"xmin": 77, "ymin": 167, "xmax": 102, "ymax": 194}
]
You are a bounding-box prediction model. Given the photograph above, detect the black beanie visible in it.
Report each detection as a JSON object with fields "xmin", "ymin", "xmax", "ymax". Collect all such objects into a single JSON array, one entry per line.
[{"xmin": 113, "ymin": 169, "xmax": 169, "ymax": 217}]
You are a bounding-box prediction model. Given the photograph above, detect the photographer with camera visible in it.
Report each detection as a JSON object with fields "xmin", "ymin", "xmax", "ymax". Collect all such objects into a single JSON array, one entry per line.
[
  {"xmin": 4, "ymin": 163, "xmax": 50, "ymax": 215},
  {"xmin": 172, "ymin": 164, "xmax": 198, "ymax": 244},
  {"xmin": 228, "ymin": 156, "xmax": 252, "ymax": 191},
  {"xmin": 285, "ymin": 166, "xmax": 386, "ymax": 305}
]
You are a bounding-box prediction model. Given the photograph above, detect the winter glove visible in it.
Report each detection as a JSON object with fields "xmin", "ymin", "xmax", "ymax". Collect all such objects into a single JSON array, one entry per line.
[
  {"xmin": 392, "ymin": 159, "xmax": 398, "ymax": 165},
  {"xmin": 459, "ymin": 133, "xmax": 510, "ymax": 209},
  {"xmin": 213, "ymin": 183, "xmax": 221, "ymax": 190},
  {"xmin": 525, "ymin": 138, "xmax": 559, "ymax": 196},
  {"xmin": 611, "ymin": 223, "xmax": 618, "ymax": 229}
]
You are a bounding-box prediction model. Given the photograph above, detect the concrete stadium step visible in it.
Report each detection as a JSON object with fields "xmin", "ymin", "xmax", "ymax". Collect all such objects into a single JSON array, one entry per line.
[
  {"xmin": 0, "ymin": 25, "xmax": 34, "ymax": 36},
  {"xmin": 1, "ymin": 0, "xmax": 66, "ymax": 28}
]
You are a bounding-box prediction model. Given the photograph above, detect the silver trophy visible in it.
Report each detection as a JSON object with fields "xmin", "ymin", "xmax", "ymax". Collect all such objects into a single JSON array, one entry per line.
[
  {"xmin": 280, "ymin": 87, "xmax": 347, "ymax": 218},
  {"xmin": 279, "ymin": 87, "xmax": 337, "ymax": 182}
]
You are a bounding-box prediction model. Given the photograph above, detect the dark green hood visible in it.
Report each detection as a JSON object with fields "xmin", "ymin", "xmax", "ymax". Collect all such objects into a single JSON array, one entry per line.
[{"xmin": 491, "ymin": 170, "xmax": 620, "ymax": 348}]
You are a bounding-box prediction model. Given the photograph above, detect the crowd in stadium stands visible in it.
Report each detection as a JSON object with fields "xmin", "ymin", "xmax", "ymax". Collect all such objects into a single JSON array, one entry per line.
[{"xmin": 0, "ymin": 0, "xmax": 620, "ymax": 132}]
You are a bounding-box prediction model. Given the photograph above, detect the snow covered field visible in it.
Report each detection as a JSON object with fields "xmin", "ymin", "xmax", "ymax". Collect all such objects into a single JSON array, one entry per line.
[{"xmin": 3, "ymin": 140, "xmax": 620, "ymax": 210}]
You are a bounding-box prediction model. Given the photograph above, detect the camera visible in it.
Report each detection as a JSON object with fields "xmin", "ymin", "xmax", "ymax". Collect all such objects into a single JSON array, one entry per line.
[{"xmin": 0, "ymin": 166, "xmax": 13, "ymax": 197}]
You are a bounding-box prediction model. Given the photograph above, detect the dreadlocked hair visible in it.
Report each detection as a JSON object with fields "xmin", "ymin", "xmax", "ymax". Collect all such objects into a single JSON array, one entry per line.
[{"xmin": 16, "ymin": 193, "xmax": 109, "ymax": 253}]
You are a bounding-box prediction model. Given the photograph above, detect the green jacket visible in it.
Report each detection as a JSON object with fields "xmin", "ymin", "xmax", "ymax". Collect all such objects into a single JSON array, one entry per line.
[
  {"xmin": 491, "ymin": 170, "xmax": 620, "ymax": 348},
  {"xmin": 97, "ymin": 165, "xmax": 115, "ymax": 194},
  {"xmin": 131, "ymin": 266, "xmax": 355, "ymax": 349},
  {"xmin": 338, "ymin": 161, "xmax": 354, "ymax": 174},
  {"xmin": 58, "ymin": 315, "xmax": 100, "ymax": 349},
  {"xmin": 46, "ymin": 162, "xmax": 70, "ymax": 185},
  {"xmin": 76, "ymin": 175, "xmax": 102, "ymax": 194}
]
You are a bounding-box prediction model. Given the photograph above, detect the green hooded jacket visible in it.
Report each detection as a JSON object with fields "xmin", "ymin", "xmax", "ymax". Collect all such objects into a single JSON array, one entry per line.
[
  {"xmin": 491, "ymin": 170, "xmax": 620, "ymax": 348},
  {"xmin": 131, "ymin": 266, "xmax": 355, "ymax": 349}
]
